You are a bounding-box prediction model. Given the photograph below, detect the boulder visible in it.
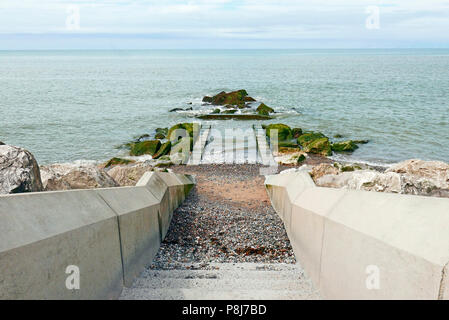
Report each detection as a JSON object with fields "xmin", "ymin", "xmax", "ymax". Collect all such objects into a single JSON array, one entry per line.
[
  {"xmin": 244, "ymin": 96, "xmax": 256, "ymax": 102},
  {"xmin": 256, "ymin": 103, "xmax": 274, "ymax": 115},
  {"xmin": 129, "ymin": 140, "xmax": 161, "ymax": 156},
  {"xmin": 153, "ymin": 141, "xmax": 171, "ymax": 159},
  {"xmin": 303, "ymin": 137, "xmax": 332, "ymax": 156},
  {"xmin": 0, "ymin": 144, "xmax": 43, "ymax": 194},
  {"xmin": 206, "ymin": 89, "xmax": 249, "ymax": 107},
  {"xmin": 386, "ymin": 159, "xmax": 449, "ymax": 189},
  {"xmin": 310, "ymin": 163, "xmax": 340, "ymax": 181},
  {"xmin": 40, "ymin": 163, "xmax": 118, "ymax": 191},
  {"xmin": 292, "ymin": 128, "xmax": 303, "ymax": 139},
  {"xmin": 167, "ymin": 123, "xmax": 194, "ymax": 141},
  {"xmin": 386, "ymin": 159, "xmax": 449, "ymax": 197},
  {"xmin": 297, "ymin": 132, "xmax": 326, "ymax": 147},
  {"xmin": 104, "ymin": 157, "xmax": 135, "ymax": 168},
  {"xmin": 265, "ymin": 124, "xmax": 292, "ymax": 142},
  {"xmin": 316, "ymin": 170, "xmax": 402, "ymax": 193},
  {"xmin": 0, "ymin": 141, "xmax": 4, "ymax": 145},
  {"xmin": 106, "ymin": 163, "xmax": 152, "ymax": 186},
  {"xmin": 211, "ymin": 108, "xmax": 221, "ymax": 114},
  {"xmin": 331, "ymin": 140, "xmax": 359, "ymax": 152}
]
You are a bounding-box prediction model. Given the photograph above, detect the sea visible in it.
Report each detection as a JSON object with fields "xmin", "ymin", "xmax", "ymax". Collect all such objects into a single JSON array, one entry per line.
[{"xmin": 1, "ymin": 49, "xmax": 448, "ymax": 166}]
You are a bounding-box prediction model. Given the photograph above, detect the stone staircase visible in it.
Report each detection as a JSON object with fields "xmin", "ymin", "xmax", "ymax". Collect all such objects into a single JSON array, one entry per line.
[{"xmin": 119, "ymin": 263, "xmax": 321, "ymax": 300}]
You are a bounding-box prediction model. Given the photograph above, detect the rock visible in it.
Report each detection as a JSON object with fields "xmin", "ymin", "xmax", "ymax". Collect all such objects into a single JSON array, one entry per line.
[
  {"xmin": 129, "ymin": 140, "xmax": 161, "ymax": 156},
  {"xmin": 265, "ymin": 124, "xmax": 292, "ymax": 141},
  {"xmin": 156, "ymin": 127, "xmax": 168, "ymax": 136},
  {"xmin": 212, "ymin": 108, "xmax": 221, "ymax": 114},
  {"xmin": 106, "ymin": 163, "xmax": 153, "ymax": 186},
  {"xmin": 244, "ymin": 96, "xmax": 256, "ymax": 102},
  {"xmin": 292, "ymin": 128, "xmax": 303, "ymax": 139},
  {"xmin": 303, "ymin": 137, "xmax": 332, "ymax": 156},
  {"xmin": 155, "ymin": 133, "xmax": 165, "ymax": 139},
  {"xmin": 104, "ymin": 157, "xmax": 135, "ymax": 168},
  {"xmin": 135, "ymin": 134, "xmax": 150, "ymax": 142},
  {"xmin": 386, "ymin": 159, "xmax": 449, "ymax": 196},
  {"xmin": 297, "ymin": 154, "xmax": 306, "ymax": 164},
  {"xmin": 331, "ymin": 140, "xmax": 359, "ymax": 152},
  {"xmin": 334, "ymin": 134, "xmax": 344, "ymax": 139},
  {"xmin": 297, "ymin": 132, "xmax": 326, "ymax": 147},
  {"xmin": 386, "ymin": 159, "xmax": 449, "ymax": 188},
  {"xmin": 205, "ymin": 90, "xmax": 249, "ymax": 107},
  {"xmin": 353, "ymin": 140, "xmax": 369, "ymax": 144},
  {"xmin": 0, "ymin": 141, "xmax": 4, "ymax": 145},
  {"xmin": 167, "ymin": 123, "xmax": 194, "ymax": 141},
  {"xmin": 0, "ymin": 144, "xmax": 43, "ymax": 194},
  {"xmin": 40, "ymin": 163, "xmax": 118, "ymax": 191},
  {"xmin": 310, "ymin": 163, "xmax": 340, "ymax": 181},
  {"xmin": 316, "ymin": 170, "xmax": 402, "ymax": 193},
  {"xmin": 256, "ymin": 103, "xmax": 274, "ymax": 115},
  {"xmin": 153, "ymin": 141, "xmax": 171, "ymax": 159},
  {"xmin": 169, "ymin": 108, "xmax": 184, "ymax": 112}
]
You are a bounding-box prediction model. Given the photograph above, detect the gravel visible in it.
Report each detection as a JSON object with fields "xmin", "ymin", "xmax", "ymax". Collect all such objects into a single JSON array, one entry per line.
[{"xmin": 150, "ymin": 164, "xmax": 296, "ymax": 270}]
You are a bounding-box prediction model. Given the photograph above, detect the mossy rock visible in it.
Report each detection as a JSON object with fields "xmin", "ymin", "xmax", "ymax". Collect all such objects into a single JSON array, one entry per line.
[
  {"xmin": 129, "ymin": 140, "xmax": 161, "ymax": 156},
  {"xmin": 153, "ymin": 141, "xmax": 171, "ymax": 159},
  {"xmin": 334, "ymin": 134, "xmax": 344, "ymax": 139},
  {"xmin": 212, "ymin": 108, "xmax": 221, "ymax": 114},
  {"xmin": 292, "ymin": 128, "xmax": 303, "ymax": 139},
  {"xmin": 297, "ymin": 154, "xmax": 306, "ymax": 163},
  {"xmin": 210, "ymin": 89, "xmax": 249, "ymax": 106},
  {"xmin": 257, "ymin": 103, "xmax": 274, "ymax": 116},
  {"xmin": 341, "ymin": 166, "xmax": 355, "ymax": 172},
  {"xmin": 244, "ymin": 96, "xmax": 256, "ymax": 102},
  {"xmin": 202, "ymin": 96, "xmax": 213, "ymax": 103},
  {"xmin": 167, "ymin": 123, "xmax": 194, "ymax": 141},
  {"xmin": 297, "ymin": 132, "xmax": 326, "ymax": 147},
  {"xmin": 331, "ymin": 140, "xmax": 359, "ymax": 152},
  {"xmin": 279, "ymin": 147, "xmax": 301, "ymax": 153},
  {"xmin": 353, "ymin": 139, "xmax": 369, "ymax": 144},
  {"xmin": 155, "ymin": 133, "xmax": 166, "ymax": 139},
  {"xmin": 265, "ymin": 124, "xmax": 292, "ymax": 142},
  {"xmin": 104, "ymin": 157, "xmax": 135, "ymax": 168},
  {"xmin": 156, "ymin": 127, "xmax": 168, "ymax": 135},
  {"xmin": 303, "ymin": 137, "xmax": 332, "ymax": 156}
]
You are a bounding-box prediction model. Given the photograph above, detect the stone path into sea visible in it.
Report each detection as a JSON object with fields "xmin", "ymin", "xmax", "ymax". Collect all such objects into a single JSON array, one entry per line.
[{"xmin": 119, "ymin": 164, "xmax": 320, "ymax": 300}]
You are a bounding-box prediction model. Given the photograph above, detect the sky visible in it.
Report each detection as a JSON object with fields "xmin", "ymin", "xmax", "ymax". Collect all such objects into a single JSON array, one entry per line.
[{"xmin": 1, "ymin": 0, "xmax": 449, "ymax": 49}]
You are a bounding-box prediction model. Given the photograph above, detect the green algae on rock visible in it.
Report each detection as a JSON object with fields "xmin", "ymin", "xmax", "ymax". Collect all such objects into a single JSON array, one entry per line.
[
  {"xmin": 256, "ymin": 103, "xmax": 274, "ymax": 116},
  {"xmin": 104, "ymin": 157, "xmax": 135, "ymax": 168},
  {"xmin": 265, "ymin": 124, "xmax": 292, "ymax": 142},
  {"xmin": 331, "ymin": 140, "xmax": 359, "ymax": 152},
  {"xmin": 302, "ymin": 137, "xmax": 332, "ymax": 156},
  {"xmin": 153, "ymin": 141, "xmax": 171, "ymax": 159},
  {"xmin": 297, "ymin": 132, "xmax": 326, "ymax": 147},
  {"xmin": 129, "ymin": 140, "xmax": 161, "ymax": 156},
  {"xmin": 291, "ymin": 128, "xmax": 303, "ymax": 139},
  {"xmin": 212, "ymin": 108, "xmax": 221, "ymax": 114},
  {"xmin": 167, "ymin": 123, "xmax": 194, "ymax": 141}
]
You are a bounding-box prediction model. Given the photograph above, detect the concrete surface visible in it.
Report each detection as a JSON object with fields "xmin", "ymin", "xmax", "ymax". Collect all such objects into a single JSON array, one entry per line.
[
  {"xmin": 120, "ymin": 263, "xmax": 320, "ymax": 300},
  {"xmin": 265, "ymin": 171, "xmax": 449, "ymax": 300},
  {"xmin": 0, "ymin": 172, "xmax": 195, "ymax": 299}
]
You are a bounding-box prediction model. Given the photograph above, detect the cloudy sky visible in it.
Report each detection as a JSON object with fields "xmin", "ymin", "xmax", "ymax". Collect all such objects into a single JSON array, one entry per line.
[{"xmin": 1, "ymin": 0, "xmax": 449, "ymax": 49}]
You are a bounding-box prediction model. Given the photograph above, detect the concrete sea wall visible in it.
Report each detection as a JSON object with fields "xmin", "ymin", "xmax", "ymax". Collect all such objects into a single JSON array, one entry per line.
[
  {"xmin": 0, "ymin": 172, "xmax": 195, "ymax": 300},
  {"xmin": 265, "ymin": 170, "xmax": 449, "ymax": 300}
]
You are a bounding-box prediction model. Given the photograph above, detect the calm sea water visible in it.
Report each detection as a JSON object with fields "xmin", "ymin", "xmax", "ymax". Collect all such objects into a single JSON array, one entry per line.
[{"xmin": 0, "ymin": 49, "xmax": 448, "ymax": 165}]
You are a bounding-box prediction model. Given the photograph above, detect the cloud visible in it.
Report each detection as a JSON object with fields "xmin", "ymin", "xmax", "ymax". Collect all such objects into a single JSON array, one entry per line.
[{"xmin": 0, "ymin": 0, "xmax": 448, "ymax": 47}]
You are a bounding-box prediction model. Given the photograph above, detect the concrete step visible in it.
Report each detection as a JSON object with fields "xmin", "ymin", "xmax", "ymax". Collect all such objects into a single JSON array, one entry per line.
[
  {"xmin": 120, "ymin": 288, "xmax": 320, "ymax": 300},
  {"xmin": 129, "ymin": 277, "xmax": 312, "ymax": 291}
]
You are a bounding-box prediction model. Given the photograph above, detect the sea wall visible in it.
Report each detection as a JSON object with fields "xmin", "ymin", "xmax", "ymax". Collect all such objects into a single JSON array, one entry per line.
[
  {"xmin": 265, "ymin": 170, "xmax": 449, "ymax": 300},
  {"xmin": 0, "ymin": 172, "xmax": 195, "ymax": 300}
]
